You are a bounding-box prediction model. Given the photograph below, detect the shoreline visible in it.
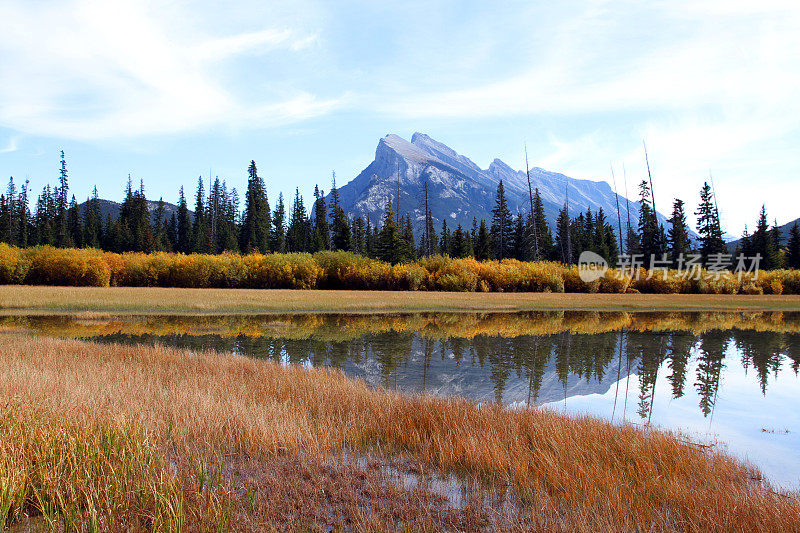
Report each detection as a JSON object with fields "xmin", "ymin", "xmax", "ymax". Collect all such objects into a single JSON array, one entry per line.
[{"xmin": 3, "ymin": 286, "xmax": 800, "ymax": 314}]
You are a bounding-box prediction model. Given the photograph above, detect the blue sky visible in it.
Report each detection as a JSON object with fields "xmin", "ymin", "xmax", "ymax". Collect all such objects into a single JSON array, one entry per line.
[{"xmin": 1, "ymin": 0, "xmax": 798, "ymax": 235}]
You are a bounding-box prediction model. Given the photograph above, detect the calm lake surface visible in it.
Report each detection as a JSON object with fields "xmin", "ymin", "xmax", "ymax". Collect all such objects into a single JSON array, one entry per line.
[{"xmin": 4, "ymin": 311, "xmax": 800, "ymax": 487}]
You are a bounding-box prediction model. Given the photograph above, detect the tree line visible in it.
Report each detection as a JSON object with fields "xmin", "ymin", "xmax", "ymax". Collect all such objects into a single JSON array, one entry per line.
[{"xmin": 1, "ymin": 152, "xmax": 798, "ymax": 269}]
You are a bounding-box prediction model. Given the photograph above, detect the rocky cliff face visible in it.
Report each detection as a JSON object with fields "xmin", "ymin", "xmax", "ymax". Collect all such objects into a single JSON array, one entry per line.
[{"xmin": 329, "ymin": 132, "xmax": 665, "ymax": 240}]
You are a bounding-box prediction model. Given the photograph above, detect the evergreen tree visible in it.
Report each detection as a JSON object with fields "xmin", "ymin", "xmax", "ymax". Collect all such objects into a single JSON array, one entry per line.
[
  {"xmin": 667, "ymin": 198, "xmax": 691, "ymax": 267},
  {"xmin": 3, "ymin": 178, "xmax": 17, "ymax": 244},
  {"xmin": 271, "ymin": 192, "xmax": 286, "ymax": 253},
  {"xmin": 192, "ymin": 176, "xmax": 209, "ymax": 252},
  {"xmin": 310, "ymin": 185, "xmax": 329, "ymax": 252},
  {"xmin": 376, "ymin": 199, "xmax": 404, "ymax": 264},
  {"xmin": 329, "ymin": 176, "xmax": 351, "ymax": 251},
  {"xmin": 15, "ymin": 179, "xmax": 30, "ymax": 247},
  {"xmin": 511, "ymin": 214, "xmax": 528, "ymax": 260},
  {"xmin": 750, "ymin": 206, "xmax": 780, "ymax": 270},
  {"xmin": 167, "ymin": 213, "xmax": 178, "ymax": 250},
  {"xmin": 771, "ymin": 219, "xmax": 783, "ymax": 268},
  {"xmin": 451, "ymin": 224, "xmax": 472, "ymax": 258},
  {"xmin": 474, "ymin": 219, "xmax": 491, "ymax": 261},
  {"xmin": 439, "ymin": 219, "xmax": 451, "ymax": 256},
  {"xmin": 152, "ymin": 197, "xmax": 170, "ymax": 251},
  {"xmin": 554, "ymin": 204, "xmax": 572, "ymax": 263},
  {"xmin": 240, "ymin": 161, "xmax": 270, "ymax": 253},
  {"xmin": 176, "ymin": 187, "xmax": 192, "ymax": 253},
  {"xmin": 216, "ymin": 183, "xmax": 239, "ymax": 252},
  {"xmin": 637, "ymin": 180, "xmax": 664, "ymax": 260},
  {"xmin": 695, "ymin": 182, "xmax": 726, "ymax": 266},
  {"xmin": 351, "ymin": 216, "xmax": 366, "ymax": 255},
  {"xmin": 83, "ymin": 186, "xmax": 102, "ymax": 248},
  {"xmin": 286, "ymin": 188, "xmax": 311, "ymax": 252},
  {"xmin": 400, "ymin": 214, "xmax": 416, "ymax": 261},
  {"xmin": 55, "ymin": 150, "xmax": 70, "ymax": 247},
  {"xmin": 364, "ymin": 217, "xmax": 376, "ymax": 258},
  {"xmin": 67, "ymin": 195, "xmax": 82, "ymax": 248},
  {"xmin": 0, "ymin": 194, "xmax": 9, "ymax": 243},
  {"xmin": 532, "ymin": 188, "xmax": 553, "ymax": 260},
  {"xmin": 787, "ymin": 222, "xmax": 800, "ymax": 269},
  {"xmin": 490, "ymin": 180, "xmax": 513, "ymax": 259}
]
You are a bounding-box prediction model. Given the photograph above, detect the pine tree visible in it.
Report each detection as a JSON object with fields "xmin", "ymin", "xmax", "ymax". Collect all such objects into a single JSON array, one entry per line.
[
  {"xmin": 695, "ymin": 182, "xmax": 726, "ymax": 266},
  {"xmin": 271, "ymin": 192, "xmax": 286, "ymax": 253},
  {"xmin": 451, "ymin": 224, "xmax": 472, "ymax": 258},
  {"xmin": 217, "ymin": 183, "xmax": 239, "ymax": 252},
  {"xmin": 0, "ymin": 194, "xmax": 9, "ymax": 243},
  {"xmin": 329, "ymin": 175, "xmax": 351, "ymax": 251},
  {"xmin": 192, "ymin": 176, "xmax": 209, "ymax": 252},
  {"xmin": 351, "ymin": 216, "xmax": 366, "ymax": 255},
  {"xmin": 16, "ymin": 179, "xmax": 30, "ymax": 247},
  {"xmin": 67, "ymin": 195, "xmax": 82, "ymax": 248},
  {"xmin": 286, "ymin": 188, "xmax": 311, "ymax": 252},
  {"xmin": 511, "ymin": 214, "xmax": 527, "ymax": 260},
  {"xmin": 637, "ymin": 180, "xmax": 664, "ymax": 260},
  {"xmin": 55, "ymin": 150, "xmax": 70, "ymax": 247},
  {"xmin": 490, "ymin": 180, "xmax": 513, "ymax": 259},
  {"xmin": 554, "ymin": 204, "xmax": 572, "ymax": 263},
  {"xmin": 376, "ymin": 199, "xmax": 404, "ymax": 264},
  {"xmin": 787, "ymin": 222, "xmax": 800, "ymax": 269},
  {"xmin": 3, "ymin": 177, "xmax": 17, "ymax": 245},
  {"xmin": 751, "ymin": 206, "xmax": 780, "ymax": 270},
  {"xmin": 240, "ymin": 161, "xmax": 270, "ymax": 253},
  {"xmin": 771, "ymin": 219, "xmax": 783, "ymax": 268},
  {"xmin": 532, "ymin": 189, "xmax": 553, "ymax": 260},
  {"xmin": 167, "ymin": 213, "xmax": 178, "ymax": 250},
  {"xmin": 439, "ymin": 219, "xmax": 451, "ymax": 256},
  {"xmin": 474, "ymin": 220, "xmax": 491, "ymax": 260},
  {"xmin": 176, "ymin": 186, "xmax": 192, "ymax": 253},
  {"xmin": 667, "ymin": 198, "xmax": 691, "ymax": 267},
  {"xmin": 152, "ymin": 197, "xmax": 170, "ymax": 251},
  {"xmin": 400, "ymin": 214, "xmax": 416, "ymax": 261},
  {"xmin": 83, "ymin": 186, "xmax": 102, "ymax": 248},
  {"xmin": 310, "ymin": 185, "xmax": 329, "ymax": 252}
]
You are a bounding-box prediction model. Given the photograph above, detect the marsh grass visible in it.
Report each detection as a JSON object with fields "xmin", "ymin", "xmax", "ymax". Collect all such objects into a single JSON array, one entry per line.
[{"xmin": 1, "ymin": 334, "xmax": 799, "ymax": 530}]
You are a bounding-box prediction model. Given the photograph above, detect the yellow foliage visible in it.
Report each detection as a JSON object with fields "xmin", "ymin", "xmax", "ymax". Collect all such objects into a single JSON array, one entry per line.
[{"xmin": 0, "ymin": 245, "xmax": 798, "ymax": 294}]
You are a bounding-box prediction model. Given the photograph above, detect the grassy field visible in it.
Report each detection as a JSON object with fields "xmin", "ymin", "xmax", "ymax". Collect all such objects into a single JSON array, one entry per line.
[
  {"xmin": 3, "ymin": 285, "xmax": 800, "ymax": 314},
  {"xmin": 1, "ymin": 334, "xmax": 799, "ymax": 531}
]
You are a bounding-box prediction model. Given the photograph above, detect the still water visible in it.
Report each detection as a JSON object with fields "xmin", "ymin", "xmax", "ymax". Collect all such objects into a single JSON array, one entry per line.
[{"xmin": 4, "ymin": 311, "xmax": 800, "ymax": 487}]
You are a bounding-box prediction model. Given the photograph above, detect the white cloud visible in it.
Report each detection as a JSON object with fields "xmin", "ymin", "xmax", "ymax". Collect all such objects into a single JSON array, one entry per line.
[
  {"xmin": 0, "ymin": 137, "xmax": 19, "ymax": 154},
  {"xmin": 0, "ymin": 0, "xmax": 336, "ymax": 140}
]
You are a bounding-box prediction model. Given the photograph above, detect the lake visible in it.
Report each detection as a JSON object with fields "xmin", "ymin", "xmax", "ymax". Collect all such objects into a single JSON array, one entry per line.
[{"xmin": 3, "ymin": 310, "xmax": 799, "ymax": 487}]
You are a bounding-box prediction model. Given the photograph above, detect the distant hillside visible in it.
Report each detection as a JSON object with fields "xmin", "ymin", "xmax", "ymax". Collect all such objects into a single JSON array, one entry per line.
[
  {"xmin": 727, "ymin": 217, "xmax": 800, "ymax": 251},
  {"xmin": 78, "ymin": 198, "xmax": 190, "ymax": 225},
  {"xmin": 327, "ymin": 132, "xmax": 676, "ymax": 242}
]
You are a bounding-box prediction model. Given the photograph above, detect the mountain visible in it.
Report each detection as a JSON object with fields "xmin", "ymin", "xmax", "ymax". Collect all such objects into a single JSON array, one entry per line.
[
  {"xmin": 328, "ymin": 132, "xmax": 670, "ymax": 241},
  {"xmin": 77, "ymin": 198, "xmax": 188, "ymax": 225},
  {"xmin": 727, "ymin": 216, "xmax": 800, "ymax": 252}
]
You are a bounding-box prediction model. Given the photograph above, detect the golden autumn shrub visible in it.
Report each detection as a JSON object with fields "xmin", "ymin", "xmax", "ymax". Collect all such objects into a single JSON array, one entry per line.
[
  {"xmin": 632, "ymin": 269, "xmax": 685, "ymax": 294},
  {"xmin": 0, "ymin": 243, "xmax": 30, "ymax": 284},
  {"xmin": 25, "ymin": 246, "xmax": 110, "ymax": 287},
  {"xmin": 783, "ymin": 270, "xmax": 800, "ymax": 295},
  {"xmin": 1, "ymin": 245, "xmax": 797, "ymax": 294}
]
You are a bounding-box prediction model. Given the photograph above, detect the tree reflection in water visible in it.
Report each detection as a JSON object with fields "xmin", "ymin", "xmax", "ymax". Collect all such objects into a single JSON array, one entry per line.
[{"xmin": 3, "ymin": 311, "xmax": 800, "ymax": 421}]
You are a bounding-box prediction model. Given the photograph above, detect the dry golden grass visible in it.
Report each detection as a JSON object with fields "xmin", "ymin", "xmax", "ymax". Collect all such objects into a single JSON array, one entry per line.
[
  {"xmin": 4, "ymin": 285, "xmax": 800, "ymax": 315},
  {"xmin": 1, "ymin": 334, "xmax": 799, "ymax": 531}
]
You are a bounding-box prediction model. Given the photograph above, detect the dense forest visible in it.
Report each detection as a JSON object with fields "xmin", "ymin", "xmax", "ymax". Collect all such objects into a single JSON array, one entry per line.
[{"xmin": 1, "ymin": 152, "xmax": 799, "ymax": 269}]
